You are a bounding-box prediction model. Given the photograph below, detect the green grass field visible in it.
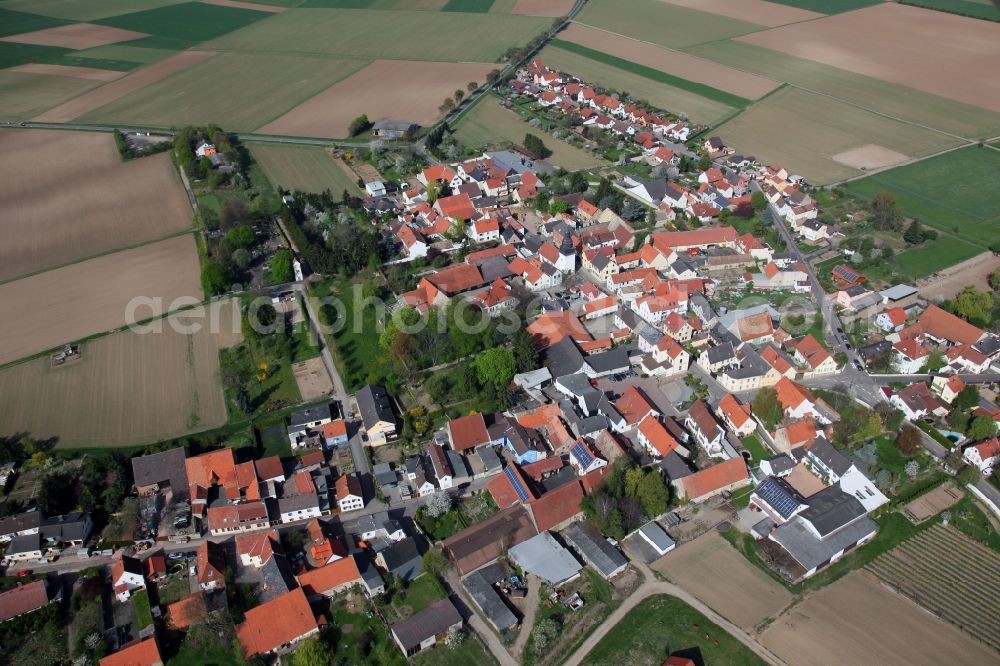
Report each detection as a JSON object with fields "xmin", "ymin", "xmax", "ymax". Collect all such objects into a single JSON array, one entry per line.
[
  {"xmin": 0, "ymin": 70, "xmax": 102, "ymax": 121},
  {"xmin": 892, "ymin": 236, "xmax": 981, "ymax": 278},
  {"xmin": 741, "ymin": 434, "xmax": 769, "ymax": 463},
  {"xmin": 895, "ymin": 0, "xmax": 1000, "ymax": 20},
  {"xmin": 204, "ymin": 8, "xmax": 549, "ymax": 62},
  {"xmin": 714, "ymin": 86, "xmax": 961, "ymax": 184},
  {"xmin": 0, "ymin": 7, "xmax": 69, "ymax": 36},
  {"xmin": 536, "ymin": 44, "xmax": 735, "ymax": 125},
  {"xmin": 77, "ymin": 53, "xmax": 367, "ymax": 130},
  {"xmin": 0, "ymin": 0, "xmax": 186, "ymax": 22},
  {"xmin": 549, "ymin": 39, "xmax": 750, "ymax": 108},
  {"xmin": 685, "ymin": 40, "xmax": 1000, "ymax": 140},
  {"xmin": 844, "ymin": 146, "xmax": 1000, "ymax": 246},
  {"xmin": 581, "ymin": 594, "xmax": 766, "ymax": 666},
  {"xmin": 766, "ymin": 0, "xmax": 883, "ymax": 12},
  {"xmin": 442, "ymin": 0, "xmax": 494, "ymax": 11},
  {"xmin": 249, "ymin": 144, "xmax": 364, "ymax": 195},
  {"xmin": 576, "ymin": 0, "xmax": 765, "ymax": 49},
  {"xmin": 412, "ymin": 635, "xmax": 496, "ymax": 666},
  {"xmin": 95, "ymin": 1, "xmax": 273, "ymax": 47},
  {"xmin": 454, "ymin": 97, "xmax": 606, "ymax": 171}
]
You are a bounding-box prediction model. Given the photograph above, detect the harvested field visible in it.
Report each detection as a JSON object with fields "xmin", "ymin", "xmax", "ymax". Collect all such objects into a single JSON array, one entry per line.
[
  {"xmin": 866, "ymin": 524, "xmax": 1000, "ymax": 652},
  {"xmin": 203, "ymin": 8, "xmax": 550, "ymax": 62},
  {"xmin": 6, "ymin": 62, "xmax": 125, "ymax": 80},
  {"xmin": 575, "ymin": 0, "xmax": 764, "ymax": 50},
  {"xmin": 537, "ymin": 44, "xmax": 734, "ymax": 124},
  {"xmin": 0, "ymin": 299, "xmax": 242, "ymax": 447},
  {"xmin": 558, "ymin": 22, "xmax": 779, "ymax": 100},
  {"xmin": 32, "ymin": 49, "xmax": 215, "ymax": 122},
  {"xmin": 714, "ymin": 86, "xmax": 960, "ymax": 184},
  {"xmin": 249, "ymin": 143, "xmax": 364, "ymax": 195},
  {"xmin": 78, "ymin": 52, "xmax": 367, "ymax": 131},
  {"xmin": 0, "ymin": 234, "xmax": 202, "ymax": 366},
  {"xmin": 0, "ymin": 129, "xmax": 192, "ymax": 281},
  {"xmin": 293, "ymin": 358, "xmax": 333, "ymax": 401},
  {"xmin": 0, "ymin": 0, "xmax": 186, "ymax": 22},
  {"xmin": 737, "ymin": 3, "xmax": 1000, "ymax": 112},
  {"xmin": 657, "ymin": 0, "xmax": 822, "ymax": 26},
  {"xmin": 687, "ymin": 40, "xmax": 1000, "ymax": 140},
  {"xmin": 201, "ymin": 0, "xmax": 287, "ymax": 11},
  {"xmin": 831, "ymin": 144, "xmax": 909, "ymax": 171},
  {"xmin": 919, "ymin": 252, "xmax": 1000, "ymax": 301},
  {"xmin": 0, "ymin": 69, "xmax": 101, "ymax": 120},
  {"xmin": 652, "ymin": 532, "xmax": 793, "ymax": 631},
  {"xmin": 0, "ymin": 22, "xmax": 148, "ymax": 49},
  {"xmin": 761, "ymin": 570, "xmax": 999, "ymax": 665},
  {"xmin": 454, "ymin": 97, "xmax": 605, "ymax": 171},
  {"xmin": 511, "ymin": 0, "xmax": 575, "ymax": 15},
  {"xmin": 902, "ymin": 483, "xmax": 964, "ymax": 523},
  {"xmin": 258, "ymin": 59, "xmax": 494, "ymax": 138}
]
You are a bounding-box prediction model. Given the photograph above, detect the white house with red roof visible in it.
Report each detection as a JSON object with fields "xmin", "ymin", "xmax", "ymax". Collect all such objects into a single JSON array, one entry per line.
[
  {"xmin": 963, "ymin": 437, "xmax": 999, "ymax": 475},
  {"xmin": 892, "ymin": 339, "xmax": 931, "ymax": 374},
  {"xmin": 875, "ymin": 307, "xmax": 907, "ymax": 332},
  {"xmin": 718, "ymin": 394, "xmax": 756, "ymax": 437},
  {"xmin": 637, "ymin": 415, "xmax": 688, "ymax": 458}
]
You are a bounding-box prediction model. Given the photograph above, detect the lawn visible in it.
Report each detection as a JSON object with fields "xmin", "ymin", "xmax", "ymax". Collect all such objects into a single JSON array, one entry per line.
[
  {"xmin": 155, "ymin": 572, "xmax": 192, "ymax": 605},
  {"xmin": 549, "ymin": 39, "xmax": 750, "ymax": 108},
  {"xmin": 576, "ymin": 0, "xmax": 765, "ymax": 49},
  {"xmin": 412, "ymin": 634, "xmax": 496, "ymax": 666},
  {"xmin": 95, "ymin": 1, "xmax": 273, "ymax": 47},
  {"xmin": 390, "ymin": 575, "xmax": 446, "ymax": 617},
  {"xmin": 249, "ymin": 143, "xmax": 364, "ymax": 196},
  {"xmin": 204, "ymin": 8, "xmax": 549, "ymax": 62},
  {"xmin": 580, "ymin": 594, "xmax": 766, "ymax": 666},
  {"xmin": 873, "ymin": 434, "xmax": 907, "ymax": 476},
  {"xmin": 893, "ymin": 235, "xmax": 981, "ymax": 279},
  {"xmin": 328, "ymin": 600, "xmax": 406, "ymax": 666},
  {"xmin": 741, "ymin": 434, "xmax": 769, "ymax": 463},
  {"xmin": 454, "ymin": 97, "xmax": 605, "ymax": 171},
  {"xmin": 948, "ymin": 495, "xmax": 1000, "ymax": 553},
  {"xmin": 309, "ymin": 277, "xmax": 391, "ymax": 392},
  {"xmin": 686, "ymin": 40, "xmax": 1000, "ymax": 140},
  {"xmin": 77, "ymin": 53, "xmax": 368, "ymax": 131},
  {"xmin": 844, "ymin": 146, "xmax": 1000, "ymax": 247},
  {"xmin": 536, "ymin": 44, "xmax": 735, "ymax": 126},
  {"xmin": 714, "ymin": 86, "xmax": 961, "ymax": 185},
  {"xmin": 132, "ymin": 588, "xmax": 154, "ymax": 628}
]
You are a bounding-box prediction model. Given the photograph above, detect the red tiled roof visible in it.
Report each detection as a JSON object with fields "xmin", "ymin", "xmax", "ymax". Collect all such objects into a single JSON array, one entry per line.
[
  {"xmin": 615, "ymin": 386, "xmax": 658, "ymax": 425},
  {"xmin": 236, "ymin": 529, "xmax": 278, "ymax": 563},
  {"xmin": 99, "ymin": 637, "xmax": 162, "ymax": 666},
  {"xmin": 144, "ymin": 554, "xmax": 166, "ymax": 579},
  {"xmin": 196, "ymin": 540, "xmax": 227, "ymax": 588},
  {"xmin": 529, "ymin": 480, "xmax": 584, "ymax": 532},
  {"xmin": 436, "ymin": 193, "xmax": 477, "ymax": 220},
  {"xmin": 449, "ymin": 412, "xmax": 490, "ymax": 451},
  {"xmin": 167, "ymin": 592, "xmax": 208, "ymax": 629},
  {"xmin": 638, "ymin": 415, "xmax": 680, "ymax": 456},
  {"xmin": 236, "ymin": 588, "xmax": 318, "ymax": 657},
  {"xmin": 718, "ymin": 394, "xmax": 751, "ymax": 429},
  {"xmin": 971, "ymin": 437, "xmax": 1000, "ymax": 460},
  {"xmin": 427, "ymin": 263, "xmax": 484, "ymax": 295},
  {"xmin": 254, "ymin": 456, "xmax": 284, "ymax": 481},
  {"xmin": 680, "ymin": 458, "xmax": 748, "ymax": 501},
  {"xmin": 528, "ymin": 311, "xmax": 593, "ymax": 348},
  {"xmin": 774, "ymin": 377, "xmax": 814, "ymax": 411},
  {"xmin": 794, "ymin": 334, "xmax": 831, "ymax": 369},
  {"xmin": 322, "ymin": 420, "xmax": 347, "ymax": 439},
  {"xmin": 335, "ymin": 474, "xmax": 362, "ymax": 501},
  {"xmin": 781, "ymin": 418, "xmax": 818, "ymax": 447},
  {"xmin": 296, "ymin": 557, "xmax": 360, "ymax": 596},
  {"xmin": 521, "ymin": 456, "xmax": 564, "ymax": 481},
  {"xmin": 487, "ymin": 463, "xmax": 537, "ymax": 508},
  {"xmin": 0, "ymin": 580, "xmax": 48, "ymax": 623},
  {"xmin": 651, "ymin": 227, "xmax": 738, "ymax": 250},
  {"xmin": 185, "ymin": 448, "xmax": 238, "ymax": 499},
  {"xmin": 917, "ymin": 304, "xmax": 984, "ymax": 346}
]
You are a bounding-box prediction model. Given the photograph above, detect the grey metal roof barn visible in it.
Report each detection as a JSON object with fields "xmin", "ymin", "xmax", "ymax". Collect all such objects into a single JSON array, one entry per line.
[
  {"xmin": 391, "ymin": 598, "xmax": 462, "ymax": 654},
  {"xmin": 357, "ymin": 385, "xmax": 396, "ymax": 430},
  {"xmin": 131, "ymin": 446, "xmax": 189, "ymax": 499},
  {"xmin": 638, "ymin": 522, "xmax": 675, "ymax": 555},
  {"xmin": 561, "ymin": 520, "xmax": 627, "ymax": 579},
  {"xmin": 463, "ymin": 566, "xmax": 518, "ymax": 632},
  {"xmin": 508, "ymin": 531, "xmax": 582, "ymax": 586}
]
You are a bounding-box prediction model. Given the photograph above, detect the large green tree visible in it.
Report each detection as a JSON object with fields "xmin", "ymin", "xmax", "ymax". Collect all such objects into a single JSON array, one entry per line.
[
  {"xmin": 967, "ymin": 415, "xmax": 998, "ymax": 442},
  {"xmin": 751, "ymin": 387, "xmax": 783, "ymax": 430},
  {"xmin": 473, "ymin": 348, "xmax": 517, "ymax": 387}
]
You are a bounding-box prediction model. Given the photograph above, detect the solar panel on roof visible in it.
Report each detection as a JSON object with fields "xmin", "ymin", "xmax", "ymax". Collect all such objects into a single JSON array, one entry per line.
[
  {"xmin": 755, "ymin": 478, "xmax": 799, "ymax": 519},
  {"xmin": 571, "ymin": 442, "xmax": 594, "ymax": 470},
  {"xmin": 504, "ymin": 466, "xmax": 530, "ymax": 502}
]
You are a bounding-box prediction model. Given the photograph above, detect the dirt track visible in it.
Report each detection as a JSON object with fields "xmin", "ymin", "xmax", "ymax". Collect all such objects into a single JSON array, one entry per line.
[
  {"xmin": 33, "ymin": 50, "xmax": 216, "ymax": 122},
  {"xmin": 738, "ymin": 3, "xmax": 1000, "ymax": 112},
  {"xmin": 0, "ymin": 129, "xmax": 192, "ymax": 281},
  {"xmin": 257, "ymin": 59, "xmax": 496, "ymax": 138},
  {"xmin": 0, "ymin": 234, "xmax": 203, "ymax": 365},
  {"xmin": 919, "ymin": 251, "xmax": 1000, "ymax": 301},
  {"xmin": 559, "ymin": 22, "xmax": 780, "ymax": 99}
]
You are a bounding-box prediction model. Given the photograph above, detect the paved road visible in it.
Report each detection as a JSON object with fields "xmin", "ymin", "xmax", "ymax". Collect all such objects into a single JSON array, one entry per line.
[{"xmin": 564, "ymin": 561, "xmax": 786, "ymax": 666}]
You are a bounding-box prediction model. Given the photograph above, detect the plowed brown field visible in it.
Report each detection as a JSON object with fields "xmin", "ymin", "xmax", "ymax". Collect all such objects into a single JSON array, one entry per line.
[{"xmin": 0, "ymin": 22, "xmax": 148, "ymax": 49}]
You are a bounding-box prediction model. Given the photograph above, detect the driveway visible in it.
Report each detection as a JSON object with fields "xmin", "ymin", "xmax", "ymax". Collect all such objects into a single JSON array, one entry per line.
[{"xmin": 511, "ymin": 573, "xmax": 542, "ymax": 659}]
